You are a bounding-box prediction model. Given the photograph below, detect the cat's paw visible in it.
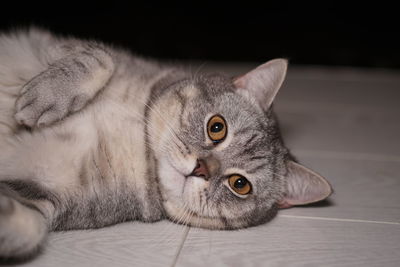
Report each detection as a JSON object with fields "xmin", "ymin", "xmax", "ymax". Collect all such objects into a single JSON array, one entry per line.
[
  {"xmin": 15, "ymin": 69, "xmax": 90, "ymax": 128},
  {"xmin": 0, "ymin": 194, "xmax": 47, "ymax": 259}
]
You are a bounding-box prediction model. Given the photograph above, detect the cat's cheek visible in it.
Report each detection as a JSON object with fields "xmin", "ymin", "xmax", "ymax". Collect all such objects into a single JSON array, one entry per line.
[
  {"xmin": 182, "ymin": 177, "xmax": 209, "ymax": 212},
  {"xmin": 157, "ymin": 157, "xmax": 186, "ymax": 199},
  {"xmin": 167, "ymin": 149, "xmax": 197, "ymax": 177}
]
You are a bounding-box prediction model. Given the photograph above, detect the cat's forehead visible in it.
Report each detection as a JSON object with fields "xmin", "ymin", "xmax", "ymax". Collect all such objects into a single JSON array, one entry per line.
[
  {"xmin": 184, "ymin": 76, "xmax": 280, "ymax": 169},
  {"xmin": 181, "ymin": 75, "xmax": 271, "ymax": 137},
  {"xmin": 194, "ymin": 74, "xmax": 235, "ymax": 92},
  {"xmin": 182, "ymin": 75, "xmax": 262, "ymax": 114},
  {"xmin": 178, "ymin": 74, "xmax": 235, "ymax": 98}
]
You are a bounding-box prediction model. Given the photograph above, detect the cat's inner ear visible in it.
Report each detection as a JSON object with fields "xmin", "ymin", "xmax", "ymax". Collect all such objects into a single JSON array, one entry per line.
[
  {"xmin": 233, "ymin": 58, "xmax": 288, "ymax": 111},
  {"xmin": 278, "ymin": 160, "xmax": 333, "ymax": 209}
]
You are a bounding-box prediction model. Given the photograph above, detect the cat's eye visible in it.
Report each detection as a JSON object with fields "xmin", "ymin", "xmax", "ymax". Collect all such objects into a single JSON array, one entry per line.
[
  {"xmin": 228, "ymin": 175, "xmax": 251, "ymax": 195},
  {"xmin": 207, "ymin": 115, "xmax": 227, "ymax": 143}
]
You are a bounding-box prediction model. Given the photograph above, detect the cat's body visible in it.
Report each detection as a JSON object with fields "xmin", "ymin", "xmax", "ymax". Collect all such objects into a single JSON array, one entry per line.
[{"xmin": 0, "ymin": 28, "xmax": 332, "ymax": 259}]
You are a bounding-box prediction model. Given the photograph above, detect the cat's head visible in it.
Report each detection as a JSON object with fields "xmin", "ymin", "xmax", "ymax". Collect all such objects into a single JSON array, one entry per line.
[{"xmin": 149, "ymin": 59, "xmax": 332, "ymax": 229}]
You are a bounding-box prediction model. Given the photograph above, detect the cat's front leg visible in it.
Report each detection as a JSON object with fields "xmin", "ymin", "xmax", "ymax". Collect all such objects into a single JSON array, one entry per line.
[{"xmin": 15, "ymin": 45, "xmax": 115, "ymax": 128}]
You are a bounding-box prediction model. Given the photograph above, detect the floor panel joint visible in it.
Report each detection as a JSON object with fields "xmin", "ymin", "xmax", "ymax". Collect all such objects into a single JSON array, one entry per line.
[
  {"xmin": 170, "ymin": 226, "xmax": 190, "ymax": 267},
  {"xmin": 279, "ymin": 215, "xmax": 400, "ymax": 225}
]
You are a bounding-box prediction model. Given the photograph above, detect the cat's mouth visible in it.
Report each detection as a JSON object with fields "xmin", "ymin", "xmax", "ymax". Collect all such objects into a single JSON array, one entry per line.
[
  {"xmin": 161, "ymin": 158, "xmax": 227, "ymax": 229},
  {"xmin": 167, "ymin": 156, "xmax": 206, "ymax": 182},
  {"xmin": 185, "ymin": 159, "xmax": 209, "ymax": 180}
]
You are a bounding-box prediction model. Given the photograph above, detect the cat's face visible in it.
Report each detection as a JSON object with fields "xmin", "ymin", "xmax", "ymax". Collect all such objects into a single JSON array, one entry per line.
[{"xmin": 149, "ymin": 59, "xmax": 332, "ymax": 229}]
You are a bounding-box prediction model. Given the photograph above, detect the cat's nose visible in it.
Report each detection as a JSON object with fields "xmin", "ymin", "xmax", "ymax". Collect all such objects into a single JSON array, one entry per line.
[{"xmin": 190, "ymin": 159, "xmax": 210, "ymax": 180}]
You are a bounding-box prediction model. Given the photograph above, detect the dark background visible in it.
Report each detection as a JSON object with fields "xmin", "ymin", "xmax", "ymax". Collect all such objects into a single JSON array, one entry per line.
[{"xmin": 1, "ymin": 2, "xmax": 399, "ymax": 68}]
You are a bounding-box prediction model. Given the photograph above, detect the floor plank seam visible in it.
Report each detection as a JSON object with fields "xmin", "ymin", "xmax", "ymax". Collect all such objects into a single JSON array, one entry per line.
[
  {"xmin": 170, "ymin": 226, "xmax": 190, "ymax": 267},
  {"xmin": 279, "ymin": 215, "xmax": 400, "ymax": 225},
  {"xmin": 293, "ymin": 149, "xmax": 400, "ymax": 162}
]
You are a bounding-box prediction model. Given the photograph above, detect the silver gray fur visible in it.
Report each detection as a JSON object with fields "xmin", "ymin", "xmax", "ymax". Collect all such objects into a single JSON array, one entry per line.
[{"xmin": 0, "ymin": 28, "xmax": 332, "ymax": 260}]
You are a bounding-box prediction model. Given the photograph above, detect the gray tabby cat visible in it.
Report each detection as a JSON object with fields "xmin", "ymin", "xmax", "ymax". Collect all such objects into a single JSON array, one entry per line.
[{"xmin": 0, "ymin": 28, "xmax": 332, "ymax": 259}]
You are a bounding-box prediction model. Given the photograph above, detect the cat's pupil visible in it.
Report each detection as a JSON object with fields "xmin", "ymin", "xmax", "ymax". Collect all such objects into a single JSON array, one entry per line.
[
  {"xmin": 234, "ymin": 178, "xmax": 247, "ymax": 188},
  {"xmin": 211, "ymin": 122, "xmax": 224, "ymax": 133}
]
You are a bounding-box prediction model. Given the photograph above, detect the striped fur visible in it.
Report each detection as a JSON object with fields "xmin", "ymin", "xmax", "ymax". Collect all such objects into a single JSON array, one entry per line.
[{"xmin": 0, "ymin": 28, "xmax": 331, "ymax": 260}]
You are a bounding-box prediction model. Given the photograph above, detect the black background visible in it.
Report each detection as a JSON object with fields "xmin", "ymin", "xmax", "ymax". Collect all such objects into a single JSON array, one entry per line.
[{"xmin": 1, "ymin": 2, "xmax": 399, "ymax": 68}]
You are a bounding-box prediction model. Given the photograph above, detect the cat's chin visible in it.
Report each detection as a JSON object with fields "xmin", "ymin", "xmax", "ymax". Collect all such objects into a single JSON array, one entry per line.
[
  {"xmin": 163, "ymin": 200, "xmax": 228, "ymax": 230},
  {"xmin": 159, "ymin": 159, "xmax": 247, "ymax": 230},
  {"xmin": 157, "ymin": 152, "xmax": 199, "ymax": 195}
]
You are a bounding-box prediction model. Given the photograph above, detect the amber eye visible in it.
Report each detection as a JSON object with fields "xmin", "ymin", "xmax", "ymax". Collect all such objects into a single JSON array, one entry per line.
[
  {"xmin": 228, "ymin": 175, "xmax": 251, "ymax": 195},
  {"xmin": 207, "ymin": 115, "xmax": 227, "ymax": 143}
]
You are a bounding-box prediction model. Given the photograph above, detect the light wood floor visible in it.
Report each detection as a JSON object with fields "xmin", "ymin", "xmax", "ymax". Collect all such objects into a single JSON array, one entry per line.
[{"xmin": 14, "ymin": 63, "xmax": 400, "ymax": 267}]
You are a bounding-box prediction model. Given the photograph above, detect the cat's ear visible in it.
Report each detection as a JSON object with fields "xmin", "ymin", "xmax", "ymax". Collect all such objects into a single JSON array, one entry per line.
[
  {"xmin": 233, "ymin": 58, "xmax": 288, "ymax": 111},
  {"xmin": 278, "ymin": 160, "xmax": 333, "ymax": 209}
]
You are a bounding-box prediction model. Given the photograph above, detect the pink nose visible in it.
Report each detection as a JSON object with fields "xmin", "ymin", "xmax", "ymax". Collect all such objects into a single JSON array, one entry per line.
[{"xmin": 190, "ymin": 159, "xmax": 209, "ymax": 180}]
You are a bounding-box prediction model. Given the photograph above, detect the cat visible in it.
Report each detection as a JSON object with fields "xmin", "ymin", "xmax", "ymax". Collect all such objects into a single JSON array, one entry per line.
[{"xmin": 0, "ymin": 28, "xmax": 332, "ymax": 260}]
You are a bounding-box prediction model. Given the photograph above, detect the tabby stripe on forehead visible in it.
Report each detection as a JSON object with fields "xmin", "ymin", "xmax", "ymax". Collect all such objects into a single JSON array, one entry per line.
[
  {"xmin": 235, "ymin": 128, "xmax": 253, "ymax": 136},
  {"xmin": 241, "ymin": 138, "xmax": 262, "ymax": 156},
  {"xmin": 246, "ymin": 133, "xmax": 258, "ymax": 144},
  {"xmin": 248, "ymin": 162, "xmax": 268, "ymax": 174}
]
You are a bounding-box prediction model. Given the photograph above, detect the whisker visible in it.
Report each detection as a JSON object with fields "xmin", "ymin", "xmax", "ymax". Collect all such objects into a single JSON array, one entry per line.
[
  {"xmin": 119, "ymin": 88, "xmax": 188, "ymax": 154},
  {"xmin": 149, "ymin": 202, "xmax": 189, "ymax": 248},
  {"xmin": 100, "ymin": 99, "xmax": 173, "ymax": 155}
]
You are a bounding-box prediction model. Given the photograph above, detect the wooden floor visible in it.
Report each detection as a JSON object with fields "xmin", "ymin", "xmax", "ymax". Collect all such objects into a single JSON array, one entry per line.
[{"xmin": 13, "ymin": 63, "xmax": 400, "ymax": 267}]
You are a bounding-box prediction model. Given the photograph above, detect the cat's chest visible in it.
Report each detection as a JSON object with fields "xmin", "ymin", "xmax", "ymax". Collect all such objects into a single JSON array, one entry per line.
[
  {"xmin": 85, "ymin": 91, "xmax": 163, "ymax": 219},
  {"xmin": 98, "ymin": 117, "xmax": 148, "ymax": 181},
  {"xmin": 92, "ymin": 97, "xmax": 149, "ymax": 178}
]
